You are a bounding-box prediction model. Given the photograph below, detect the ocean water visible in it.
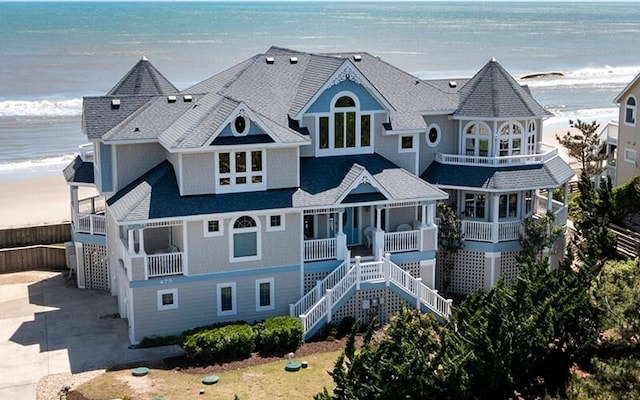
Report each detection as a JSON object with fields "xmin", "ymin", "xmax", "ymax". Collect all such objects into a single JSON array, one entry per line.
[{"xmin": 1, "ymin": 1, "xmax": 639, "ymax": 182}]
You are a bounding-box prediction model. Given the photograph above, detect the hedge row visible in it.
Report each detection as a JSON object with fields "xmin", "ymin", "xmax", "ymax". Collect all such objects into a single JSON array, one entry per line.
[{"xmin": 182, "ymin": 316, "xmax": 303, "ymax": 362}]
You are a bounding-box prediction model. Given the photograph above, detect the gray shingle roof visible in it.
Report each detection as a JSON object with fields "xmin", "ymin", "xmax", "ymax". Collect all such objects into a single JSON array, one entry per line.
[
  {"xmin": 454, "ymin": 59, "xmax": 552, "ymax": 119},
  {"xmin": 107, "ymin": 57, "xmax": 178, "ymax": 96},
  {"xmin": 83, "ymin": 95, "xmax": 155, "ymax": 140},
  {"xmin": 294, "ymin": 154, "xmax": 447, "ymax": 207},
  {"xmin": 421, "ymin": 157, "xmax": 574, "ymax": 190},
  {"xmin": 62, "ymin": 156, "xmax": 94, "ymax": 184}
]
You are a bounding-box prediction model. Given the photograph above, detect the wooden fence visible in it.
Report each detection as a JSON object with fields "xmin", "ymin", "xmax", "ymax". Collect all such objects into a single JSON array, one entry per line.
[
  {"xmin": 0, "ymin": 223, "xmax": 71, "ymax": 249},
  {"xmin": 610, "ymin": 224, "xmax": 640, "ymax": 259},
  {"xmin": 0, "ymin": 245, "xmax": 68, "ymax": 274}
]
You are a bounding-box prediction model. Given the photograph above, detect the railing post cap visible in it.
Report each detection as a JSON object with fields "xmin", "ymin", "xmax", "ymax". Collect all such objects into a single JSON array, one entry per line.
[{"xmin": 446, "ymin": 299, "xmax": 453, "ymax": 304}]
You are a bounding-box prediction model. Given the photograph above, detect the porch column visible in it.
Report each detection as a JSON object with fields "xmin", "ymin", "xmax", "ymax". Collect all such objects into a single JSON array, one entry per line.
[
  {"xmin": 421, "ymin": 204, "xmax": 427, "ymax": 226},
  {"xmin": 427, "ymin": 203, "xmax": 435, "ymax": 226},
  {"xmin": 376, "ymin": 206, "xmax": 382, "ymax": 229},
  {"xmin": 338, "ymin": 209, "xmax": 344, "ymax": 233},
  {"xmin": 546, "ymin": 188, "xmax": 553, "ymax": 213},
  {"xmin": 484, "ymin": 252, "xmax": 501, "ymax": 292},
  {"xmin": 419, "ymin": 259, "xmax": 436, "ymax": 288},
  {"xmin": 563, "ymin": 182, "xmax": 570, "ymax": 207},
  {"xmin": 128, "ymin": 230, "xmax": 135, "ymax": 253},
  {"xmin": 138, "ymin": 228, "xmax": 145, "ymax": 254},
  {"xmin": 70, "ymin": 186, "xmax": 78, "ymax": 218},
  {"xmin": 336, "ymin": 209, "xmax": 347, "ymax": 260},
  {"xmin": 492, "ymin": 193, "xmax": 500, "ymax": 243}
]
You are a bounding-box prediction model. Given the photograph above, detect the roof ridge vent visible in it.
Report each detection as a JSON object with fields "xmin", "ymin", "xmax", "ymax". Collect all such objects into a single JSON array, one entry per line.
[
  {"xmin": 449, "ymin": 81, "xmax": 457, "ymax": 88},
  {"xmin": 111, "ymin": 99, "xmax": 120, "ymax": 109},
  {"xmin": 266, "ymin": 56, "xmax": 275, "ymax": 64},
  {"xmin": 353, "ymin": 54, "xmax": 362, "ymax": 62},
  {"xmin": 167, "ymin": 95, "xmax": 177, "ymax": 103},
  {"xmin": 183, "ymin": 94, "xmax": 193, "ymax": 102},
  {"xmin": 141, "ymin": 56, "xmax": 148, "ymax": 61},
  {"xmin": 289, "ymin": 56, "xmax": 298, "ymax": 64}
]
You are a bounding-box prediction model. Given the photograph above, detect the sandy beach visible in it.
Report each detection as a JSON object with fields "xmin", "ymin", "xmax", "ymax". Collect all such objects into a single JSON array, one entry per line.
[{"xmin": 0, "ymin": 174, "xmax": 73, "ymax": 229}]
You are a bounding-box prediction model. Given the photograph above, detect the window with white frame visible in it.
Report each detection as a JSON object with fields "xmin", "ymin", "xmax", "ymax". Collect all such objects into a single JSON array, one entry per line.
[
  {"xmin": 157, "ymin": 288, "xmax": 178, "ymax": 311},
  {"xmin": 267, "ymin": 214, "xmax": 285, "ymax": 231},
  {"xmin": 463, "ymin": 122, "xmax": 490, "ymax": 157},
  {"xmin": 230, "ymin": 216, "xmax": 260, "ymax": 261},
  {"xmin": 204, "ymin": 219, "xmax": 223, "ymax": 237},
  {"xmin": 625, "ymin": 96, "xmax": 637, "ymax": 125},
  {"xmin": 498, "ymin": 122, "xmax": 524, "ymax": 157},
  {"xmin": 317, "ymin": 93, "xmax": 373, "ymax": 153},
  {"xmin": 426, "ymin": 124, "xmax": 441, "ymax": 147},
  {"xmin": 255, "ymin": 278, "xmax": 274, "ymax": 311},
  {"xmin": 525, "ymin": 190, "xmax": 533, "ymax": 215},
  {"xmin": 526, "ymin": 121, "xmax": 537, "ymax": 155},
  {"xmin": 624, "ymin": 148, "xmax": 637, "ymax": 163},
  {"xmin": 399, "ymin": 135, "xmax": 416, "ymax": 152},
  {"xmin": 232, "ymin": 115, "xmax": 250, "ymax": 136},
  {"xmin": 217, "ymin": 282, "xmax": 236, "ymax": 316},
  {"xmin": 499, "ymin": 193, "xmax": 519, "ymax": 218},
  {"xmin": 216, "ymin": 150, "xmax": 265, "ymax": 193},
  {"xmin": 463, "ymin": 193, "xmax": 486, "ymax": 219}
]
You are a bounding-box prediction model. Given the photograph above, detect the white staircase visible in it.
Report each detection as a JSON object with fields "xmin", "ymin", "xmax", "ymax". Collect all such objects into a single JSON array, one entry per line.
[{"xmin": 290, "ymin": 252, "xmax": 453, "ymax": 339}]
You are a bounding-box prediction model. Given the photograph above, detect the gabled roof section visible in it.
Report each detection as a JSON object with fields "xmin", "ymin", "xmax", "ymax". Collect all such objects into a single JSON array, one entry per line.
[
  {"xmin": 83, "ymin": 95, "xmax": 155, "ymax": 139},
  {"xmin": 107, "ymin": 57, "xmax": 178, "ymax": 96},
  {"xmin": 107, "ymin": 161, "xmax": 296, "ymax": 223},
  {"xmin": 454, "ymin": 59, "xmax": 552, "ymax": 119},
  {"xmin": 614, "ymin": 71, "xmax": 640, "ymax": 103},
  {"xmin": 294, "ymin": 155, "xmax": 447, "ymax": 208}
]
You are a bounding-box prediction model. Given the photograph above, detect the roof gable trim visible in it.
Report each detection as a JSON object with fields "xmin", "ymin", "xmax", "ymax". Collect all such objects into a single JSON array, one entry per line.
[
  {"xmin": 335, "ymin": 166, "xmax": 392, "ymax": 205},
  {"xmin": 204, "ymin": 101, "xmax": 283, "ymax": 147}
]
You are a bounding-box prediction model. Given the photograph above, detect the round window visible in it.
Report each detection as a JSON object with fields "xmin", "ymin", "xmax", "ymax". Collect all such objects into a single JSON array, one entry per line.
[
  {"xmin": 427, "ymin": 125, "xmax": 441, "ymax": 147},
  {"xmin": 233, "ymin": 115, "xmax": 249, "ymax": 136}
]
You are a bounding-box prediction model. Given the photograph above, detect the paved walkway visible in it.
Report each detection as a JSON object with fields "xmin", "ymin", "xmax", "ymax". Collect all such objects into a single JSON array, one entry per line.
[{"xmin": 0, "ymin": 271, "xmax": 184, "ymax": 399}]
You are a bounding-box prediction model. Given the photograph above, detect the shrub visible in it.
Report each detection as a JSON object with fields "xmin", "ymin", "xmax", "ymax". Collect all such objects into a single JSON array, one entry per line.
[
  {"xmin": 255, "ymin": 316, "xmax": 303, "ymax": 355},
  {"xmin": 182, "ymin": 323, "xmax": 256, "ymax": 362},
  {"xmin": 138, "ymin": 334, "xmax": 180, "ymax": 348}
]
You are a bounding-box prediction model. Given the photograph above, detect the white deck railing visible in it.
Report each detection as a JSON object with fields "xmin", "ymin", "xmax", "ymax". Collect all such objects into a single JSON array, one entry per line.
[
  {"xmin": 74, "ymin": 213, "xmax": 107, "ymax": 235},
  {"xmin": 147, "ymin": 252, "xmax": 183, "ymax": 277},
  {"xmin": 304, "ymin": 238, "xmax": 337, "ymax": 262},
  {"xmin": 384, "ymin": 230, "xmax": 419, "ymax": 253},
  {"xmin": 295, "ymin": 255, "xmax": 452, "ymax": 338},
  {"xmin": 461, "ymin": 220, "xmax": 523, "ymax": 242},
  {"xmin": 436, "ymin": 142, "xmax": 558, "ymax": 167}
]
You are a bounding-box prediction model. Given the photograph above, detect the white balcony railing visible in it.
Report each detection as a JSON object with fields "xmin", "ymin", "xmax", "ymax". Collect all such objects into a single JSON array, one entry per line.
[
  {"xmin": 147, "ymin": 252, "xmax": 183, "ymax": 278},
  {"xmin": 436, "ymin": 142, "xmax": 558, "ymax": 167},
  {"xmin": 461, "ymin": 220, "xmax": 523, "ymax": 242},
  {"xmin": 384, "ymin": 230, "xmax": 419, "ymax": 253},
  {"xmin": 74, "ymin": 213, "xmax": 107, "ymax": 235},
  {"xmin": 304, "ymin": 238, "xmax": 337, "ymax": 262}
]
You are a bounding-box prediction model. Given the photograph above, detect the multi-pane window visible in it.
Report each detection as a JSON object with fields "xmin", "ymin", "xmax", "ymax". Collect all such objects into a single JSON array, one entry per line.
[
  {"xmin": 267, "ymin": 214, "xmax": 284, "ymax": 231},
  {"xmin": 626, "ymin": 96, "xmax": 637, "ymax": 125},
  {"xmin": 256, "ymin": 278, "xmax": 274, "ymax": 311},
  {"xmin": 464, "ymin": 122, "xmax": 490, "ymax": 157},
  {"xmin": 217, "ymin": 150, "xmax": 264, "ymax": 192},
  {"xmin": 464, "ymin": 193, "xmax": 486, "ymax": 219},
  {"xmin": 157, "ymin": 289, "xmax": 178, "ymax": 311},
  {"xmin": 318, "ymin": 94, "xmax": 373, "ymax": 153},
  {"xmin": 499, "ymin": 193, "xmax": 519, "ymax": 218},
  {"xmin": 217, "ymin": 283, "xmax": 236, "ymax": 316},
  {"xmin": 524, "ymin": 190, "xmax": 533, "ymax": 215},
  {"xmin": 526, "ymin": 121, "xmax": 537, "ymax": 155},
  {"xmin": 498, "ymin": 122, "xmax": 523, "ymax": 157},
  {"xmin": 204, "ymin": 219, "xmax": 223, "ymax": 237}
]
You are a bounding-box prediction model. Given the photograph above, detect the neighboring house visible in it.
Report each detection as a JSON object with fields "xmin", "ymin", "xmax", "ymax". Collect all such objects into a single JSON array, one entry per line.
[
  {"xmin": 612, "ymin": 72, "xmax": 640, "ymax": 186},
  {"xmin": 64, "ymin": 47, "xmax": 573, "ymax": 343}
]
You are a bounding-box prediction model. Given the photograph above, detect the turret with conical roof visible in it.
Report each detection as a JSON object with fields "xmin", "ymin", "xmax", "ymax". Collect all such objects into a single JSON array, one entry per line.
[{"xmin": 107, "ymin": 56, "xmax": 178, "ymax": 96}]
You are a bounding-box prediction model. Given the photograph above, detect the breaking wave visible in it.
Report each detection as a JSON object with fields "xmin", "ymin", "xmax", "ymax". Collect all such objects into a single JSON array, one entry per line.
[{"xmin": 0, "ymin": 98, "xmax": 83, "ymax": 118}]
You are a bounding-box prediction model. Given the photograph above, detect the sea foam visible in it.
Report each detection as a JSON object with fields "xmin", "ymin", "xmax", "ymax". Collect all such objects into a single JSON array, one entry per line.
[
  {"xmin": 0, "ymin": 98, "xmax": 83, "ymax": 118},
  {"xmin": 520, "ymin": 65, "xmax": 640, "ymax": 89}
]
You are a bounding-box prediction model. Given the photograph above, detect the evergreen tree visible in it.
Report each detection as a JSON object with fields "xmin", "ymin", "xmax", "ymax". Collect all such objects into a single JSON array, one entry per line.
[{"xmin": 556, "ymin": 119, "xmax": 606, "ymax": 180}]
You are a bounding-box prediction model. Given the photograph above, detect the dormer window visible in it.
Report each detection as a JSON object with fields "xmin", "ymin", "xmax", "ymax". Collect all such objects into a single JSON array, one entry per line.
[
  {"xmin": 216, "ymin": 150, "xmax": 265, "ymax": 193},
  {"xmin": 317, "ymin": 92, "xmax": 373, "ymax": 154},
  {"xmin": 233, "ymin": 115, "xmax": 250, "ymax": 136}
]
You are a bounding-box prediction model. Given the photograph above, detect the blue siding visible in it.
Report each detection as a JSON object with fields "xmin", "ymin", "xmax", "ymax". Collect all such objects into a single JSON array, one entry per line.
[
  {"xmin": 71, "ymin": 231, "xmax": 107, "ymax": 245},
  {"xmin": 303, "ymin": 259, "xmax": 344, "ymax": 274},
  {"xmin": 99, "ymin": 142, "xmax": 113, "ymax": 192},
  {"xmin": 390, "ymin": 251, "xmax": 436, "ymax": 264},
  {"xmin": 463, "ymin": 240, "xmax": 521, "ymax": 253},
  {"xmin": 219, "ymin": 120, "xmax": 263, "ymax": 137},
  {"xmin": 307, "ymin": 80, "xmax": 384, "ymax": 113}
]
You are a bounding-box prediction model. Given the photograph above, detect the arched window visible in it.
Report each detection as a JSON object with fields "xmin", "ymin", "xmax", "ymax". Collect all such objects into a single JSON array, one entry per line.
[
  {"xmin": 318, "ymin": 92, "xmax": 372, "ymax": 153},
  {"xmin": 626, "ymin": 96, "xmax": 637, "ymax": 125},
  {"xmin": 526, "ymin": 121, "xmax": 537, "ymax": 155},
  {"xmin": 230, "ymin": 216, "xmax": 260, "ymax": 261},
  {"xmin": 463, "ymin": 122, "xmax": 491, "ymax": 157},
  {"xmin": 498, "ymin": 122, "xmax": 524, "ymax": 157}
]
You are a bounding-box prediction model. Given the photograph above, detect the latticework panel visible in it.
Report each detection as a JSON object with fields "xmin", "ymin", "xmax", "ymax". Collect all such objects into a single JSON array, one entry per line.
[
  {"xmin": 436, "ymin": 250, "xmax": 486, "ymax": 295},
  {"xmin": 82, "ymin": 243, "xmax": 109, "ymax": 290},
  {"xmin": 500, "ymin": 251, "xmax": 520, "ymax": 287},
  {"xmin": 303, "ymin": 271, "xmax": 330, "ymax": 294},
  {"xmin": 333, "ymin": 288, "xmax": 412, "ymax": 327}
]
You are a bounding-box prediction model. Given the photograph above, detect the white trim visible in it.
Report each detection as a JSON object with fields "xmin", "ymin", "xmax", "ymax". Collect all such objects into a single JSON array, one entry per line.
[
  {"xmin": 624, "ymin": 95, "xmax": 637, "ymax": 126},
  {"xmin": 229, "ymin": 215, "xmax": 262, "ymax": 263},
  {"xmin": 398, "ymin": 134, "xmax": 417, "ymax": 153},
  {"xmin": 205, "ymin": 102, "xmax": 281, "ymax": 146},
  {"xmin": 426, "ymin": 124, "xmax": 442, "ymax": 147},
  {"xmin": 624, "ymin": 148, "xmax": 637, "ymax": 163},
  {"xmin": 204, "ymin": 219, "xmax": 224, "ymax": 237},
  {"xmin": 157, "ymin": 288, "xmax": 178, "ymax": 311},
  {"xmin": 255, "ymin": 277, "xmax": 275, "ymax": 311},
  {"xmin": 216, "ymin": 282, "xmax": 237, "ymax": 316},
  {"xmin": 182, "ymin": 219, "xmax": 189, "ymax": 276},
  {"xmin": 267, "ymin": 214, "xmax": 285, "ymax": 232},
  {"xmin": 231, "ymin": 114, "xmax": 250, "ymax": 136},
  {"xmin": 334, "ymin": 169, "xmax": 393, "ymax": 205},
  {"xmin": 178, "ymin": 153, "xmax": 184, "ymax": 196}
]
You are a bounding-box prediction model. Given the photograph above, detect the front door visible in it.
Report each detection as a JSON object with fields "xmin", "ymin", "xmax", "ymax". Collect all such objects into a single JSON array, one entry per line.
[{"xmin": 343, "ymin": 207, "xmax": 360, "ymax": 245}]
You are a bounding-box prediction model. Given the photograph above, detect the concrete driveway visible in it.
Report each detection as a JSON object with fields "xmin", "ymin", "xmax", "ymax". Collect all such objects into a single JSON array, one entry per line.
[{"xmin": 0, "ymin": 271, "xmax": 184, "ymax": 399}]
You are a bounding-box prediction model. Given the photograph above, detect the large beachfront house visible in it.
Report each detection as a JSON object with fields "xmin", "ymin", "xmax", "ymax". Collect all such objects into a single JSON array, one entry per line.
[
  {"xmin": 608, "ymin": 72, "xmax": 640, "ymax": 186},
  {"xmin": 64, "ymin": 47, "xmax": 573, "ymax": 343}
]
